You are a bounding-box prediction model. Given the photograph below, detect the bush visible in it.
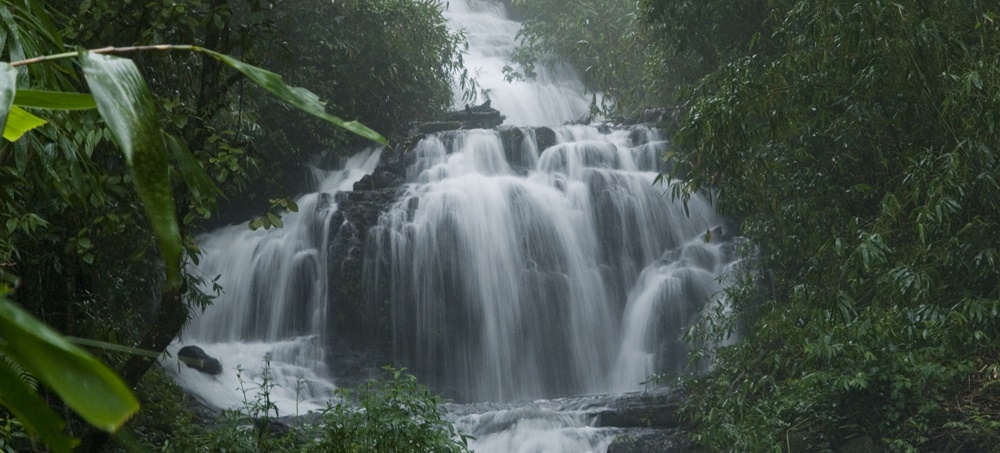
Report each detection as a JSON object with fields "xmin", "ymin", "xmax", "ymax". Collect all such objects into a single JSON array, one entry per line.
[{"xmin": 315, "ymin": 367, "xmax": 471, "ymax": 453}]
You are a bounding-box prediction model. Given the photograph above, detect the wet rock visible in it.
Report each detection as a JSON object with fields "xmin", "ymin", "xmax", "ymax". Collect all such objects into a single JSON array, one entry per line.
[
  {"xmin": 178, "ymin": 345, "xmax": 222, "ymax": 375},
  {"xmin": 596, "ymin": 389, "xmax": 683, "ymax": 429},
  {"xmin": 534, "ymin": 127, "xmax": 557, "ymax": 153},
  {"xmin": 607, "ymin": 429, "xmax": 698, "ymax": 453},
  {"xmin": 445, "ymin": 99, "xmax": 506, "ymax": 129},
  {"xmin": 416, "ymin": 121, "xmax": 465, "ymax": 135},
  {"xmin": 498, "ymin": 126, "xmax": 532, "ymax": 174}
]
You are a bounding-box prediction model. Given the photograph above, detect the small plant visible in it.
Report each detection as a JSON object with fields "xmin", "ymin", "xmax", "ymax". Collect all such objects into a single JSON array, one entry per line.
[
  {"xmin": 0, "ymin": 413, "xmax": 28, "ymax": 453},
  {"xmin": 315, "ymin": 366, "xmax": 472, "ymax": 453},
  {"xmin": 641, "ymin": 372, "xmax": 669, "ymax": 392}
]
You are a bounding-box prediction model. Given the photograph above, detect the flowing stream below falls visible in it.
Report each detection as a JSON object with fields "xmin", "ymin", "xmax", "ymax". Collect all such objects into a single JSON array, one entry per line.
[{"xmin": 165, "ymin": 1, "xmax": 736, "ymax": 451}]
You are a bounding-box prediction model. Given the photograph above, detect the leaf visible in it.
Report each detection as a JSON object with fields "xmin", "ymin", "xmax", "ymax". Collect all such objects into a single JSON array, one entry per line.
[
  {"xmin": 80, "ymin": 51, "xmax": 183, "ymax": 289},
  {"xmin": 2, "ymin": 105, "xmax": 48, "ymax": 141},
  {"xmin": 0, "ymin": 62, "xmax": 15, "ymax": 136},
  {"xmin": 195, "ymin": 47, "xmax": 387, "ymax": 145},
  {"xmin": 163, "ymin": 132, "xmax": 222, "ymax": 199},
  {"xmin": 13, "ymin": 89, "xmax": 97, "ymax": 110},
  {"xmin": 0, "ymin": 357, "xmax": 78, "ymax": 452},
  {"xmin": 0, "ymin": 296, "xmax": 139, "ymax": 432}
]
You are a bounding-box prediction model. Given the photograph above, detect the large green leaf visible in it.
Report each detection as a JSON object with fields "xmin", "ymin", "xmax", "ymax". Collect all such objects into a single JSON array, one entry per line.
[
  {"xmin": 0, "ymin": 357, "xmax": 78, "ymax": 452},
  {"xmin": 0, "ymin": 62, "xmax": 14, "ymax": 136},
  {"xmin": 0, "ymin": 296, "xmax": 139, "ymax": 432},
  {"xmin": 2, "ymin": 105, "xmax": 48, "ymax": 141},
  {"xmin": 13, "ymin": 89, "xmax": 97, "ymax": 110},
  {"xmin": 163, "ymin": 131, "xmax": 222, "ymax": 199},
  {"xmin": 80, "ymin": 51, "xmax": 183, "ymax": 288},
  {"xmin": 195, "ymin": 47, "xmax": 387, "ymax": 145}
]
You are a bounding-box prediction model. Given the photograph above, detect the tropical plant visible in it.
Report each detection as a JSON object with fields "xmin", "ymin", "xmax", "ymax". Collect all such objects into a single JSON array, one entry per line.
[{"xmin": 1, "ymin": 41, "xmax": 383, "ymax": 453}]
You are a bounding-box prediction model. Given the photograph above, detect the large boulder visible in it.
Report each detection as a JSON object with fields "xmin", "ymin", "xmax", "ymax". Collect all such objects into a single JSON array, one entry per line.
[{"xmin": 178, "ymin": 345, "xmax": 222, "ymax": 375}]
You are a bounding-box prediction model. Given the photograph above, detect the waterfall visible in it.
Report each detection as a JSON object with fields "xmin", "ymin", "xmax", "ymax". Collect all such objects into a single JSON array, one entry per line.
[
  {"xmin": 167, "ymin": 149, "xmax": 382, "ymax": 414},
  {"xmin": 168, "ymin": 0, "xmax": 735, "ymax": 450},
  {"xmin": 442, "ymin": 0, "xmax": 591, "ymax": 125},
  {"xmin": 367, "ymin": 125, "xmax": 728, "ymax": 403}
]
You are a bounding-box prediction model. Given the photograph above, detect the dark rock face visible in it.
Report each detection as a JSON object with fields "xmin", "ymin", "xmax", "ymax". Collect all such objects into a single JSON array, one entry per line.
[
  {"xmin": 327, "ymin": 155, "xmax": 406, "ymax": 354},
  {"xmin": 534, "ymin": 126, "xmax": 557, "ymax": 152},
  {"xmin": 178, "ymin": 345, "xmax": 223, "ymax": 375},
  {"xmin": 600, "ymin": 388, "xmax": 701, "ymax": 453},
  {"xmin": 445, "ymin": 99, "xmax": 506, "ymax": 129},
  {"xmin": 397, "ymin": 100, "xmax": 507, "ymax": 150},
  {"xmin": 596, "ymin": 388, "xmax": 684, "ymax": 430},
  {"xmin": 607, "ymin": 429, "xmax": 698, "ymax": 453}
]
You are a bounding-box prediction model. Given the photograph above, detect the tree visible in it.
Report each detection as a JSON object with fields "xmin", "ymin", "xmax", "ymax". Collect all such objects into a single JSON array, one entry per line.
[
  {"xmin": 671, "ymin": 1, "xmax": 1000, "ymax": 450},
  {"xmin": 1, "ymin": 2, "xmax": 385, "ymax": 450},
  {"xmin": 505, "ymin": 0, "xmax": 655, "ymax": 116}
]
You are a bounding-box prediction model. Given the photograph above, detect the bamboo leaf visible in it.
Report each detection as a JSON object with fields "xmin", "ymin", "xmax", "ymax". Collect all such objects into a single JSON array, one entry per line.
[
  {"xmin": 195, "ymin": 47, "xmax": 387, "ymax": 145},
  {"xmin": 0, "ymin": 62, "xmax": 15, "ymax": 136},
  {"xmin": 3, "ymin": 105, "xmax": 48, "ymax": 141},
  {"xmin": 0, "ymin": 296, "xmax": 139, "ymax": 432},
  {"xmin": 0, "ymin": 357, "xmax": 78, "ymax": 453},
  {"xmin": 80, "ymin": 51, "xmax": 183, "ymax": 289},
  {"xmin": 13, "ymin": 89, "xmax": 97, "ymax": 110},
  {"xmin": 163, "ymin": 132, "xmax": 222, "ymax": 199}
]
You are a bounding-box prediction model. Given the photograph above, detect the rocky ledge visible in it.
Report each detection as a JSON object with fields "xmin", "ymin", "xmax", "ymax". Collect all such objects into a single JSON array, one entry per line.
[{"xmin": 597, "ymin": 388, "xmax": 700, "ymax": 453}]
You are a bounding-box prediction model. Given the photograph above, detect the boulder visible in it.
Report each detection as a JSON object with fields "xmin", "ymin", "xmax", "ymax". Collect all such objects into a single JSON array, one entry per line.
[{"xmin": 178, "ymin": 345, "xmax": 222, "ymax": 375}]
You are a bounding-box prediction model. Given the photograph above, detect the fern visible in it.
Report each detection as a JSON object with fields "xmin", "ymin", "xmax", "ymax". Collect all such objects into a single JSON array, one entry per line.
[{"xmin": 0, "ymin": 352, "xmax": 37, "ymax": 394}]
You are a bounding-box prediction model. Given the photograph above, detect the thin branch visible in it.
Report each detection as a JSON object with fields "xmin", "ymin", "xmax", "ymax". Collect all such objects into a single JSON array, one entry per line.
[{"xmin": 9, "ymin": 45, "xmax": 195, "ymax": 67}]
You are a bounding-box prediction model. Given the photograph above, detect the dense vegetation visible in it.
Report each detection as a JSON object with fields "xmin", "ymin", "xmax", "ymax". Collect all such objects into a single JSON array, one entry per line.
[
  {"xmin": 678, "ymin": 2, "xmax": 1000, "ymax": 451},
  {"xmin": 1, "ymin": 0, "xmax": 471, "ymax": 450},
  {"xmin": 517, "ymin": 0, "xmax": 1000, "ymax": 451}
]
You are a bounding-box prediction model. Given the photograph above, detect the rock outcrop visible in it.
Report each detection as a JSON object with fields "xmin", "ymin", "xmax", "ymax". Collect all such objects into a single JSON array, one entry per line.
[{"xmin": 178, "ymin": 345, "xmax": 223, "ymax": 375}]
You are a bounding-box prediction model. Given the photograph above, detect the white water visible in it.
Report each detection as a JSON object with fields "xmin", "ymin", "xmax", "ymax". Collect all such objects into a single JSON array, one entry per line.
[
  {"xmin": 168, "ymin": 1, "xmax": 734, "ymax": 451},
  {"xmin": 167, "ymin": 149, "xmax": 382, "ymax": 413},
  {"xmin": 449, "ymin": 397, "xmax": 618, "ymax": 453},
  {"xmin": 443, "ymin": 0, "xmax": 591, "ymax": 125},
  {"xmin": 370, "ymin": 125, "xmax": 725, "ymax": 404}
]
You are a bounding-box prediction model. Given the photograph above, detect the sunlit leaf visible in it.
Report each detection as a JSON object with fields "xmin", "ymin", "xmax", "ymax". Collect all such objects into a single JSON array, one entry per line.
[
  {"xmin": 2, "ymin": 105, "xmax": 48, "ymax": 141},
  {"xmin": 0, "ymin": 296, "xmax": 139, "ymax": 432},
  {"xmin": 80, "ymin": 51, "xmax": 183, "ymax": 289},
  {"xmin": 0, "ymin": 357, "xmax": 78, "ymax": 453},
  {"xmin": 195, "ymin": 47, "xmax": 387, "ymax": 145},
  {"xmin": 13, "ymin": 89, "xmax": 96, "ymax": 110}
]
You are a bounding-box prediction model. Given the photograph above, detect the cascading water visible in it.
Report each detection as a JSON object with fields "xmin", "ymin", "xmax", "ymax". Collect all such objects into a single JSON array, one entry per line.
[
  {"xmin": 442, "ymin": 0, "xmax": 591, "ymax": 125},
  {"xmin": 168, "ymin": 0, "xmax": 735, "ymax": 451},
  {"xmin": 167, "ymin": 150, "xmax": 382, "ymax": 415},
  {"xmin": 367, "ymin": 125, "xmax": 725, "ymax": 403}
]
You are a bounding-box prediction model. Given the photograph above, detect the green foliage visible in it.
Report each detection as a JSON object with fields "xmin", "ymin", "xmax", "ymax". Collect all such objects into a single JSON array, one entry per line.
[
  {"xmin": 0, "ymin": 292, "xmax": 138, "ymax": 452},
  {"xmin": 639, "ymin": 0, "xmax": 777, "ymax": 98},
  {"xmin": 505, "ymin": 0, "xmax": 776, "ymax": 117},
  {"xmin": 1, "ymin": 8, "xmax": 381, "ymax": 453},
  {"xmin": 507, "ymin": 0, "xmax": 655, "ymax": 116},
  {"xmin": 151, "ymin": 364, "xmax": 469, "ymax": 453},
  {"xmin": 315, "ymin": 366, "xmax": 472, "ymax": 453},
  {"xmin": 671, "ymin": 1, "xmax": 1000, "ymax": 451},
  {"xmin": 258, "ymin": 0, "xmax": 473, "ymax": 148}
]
